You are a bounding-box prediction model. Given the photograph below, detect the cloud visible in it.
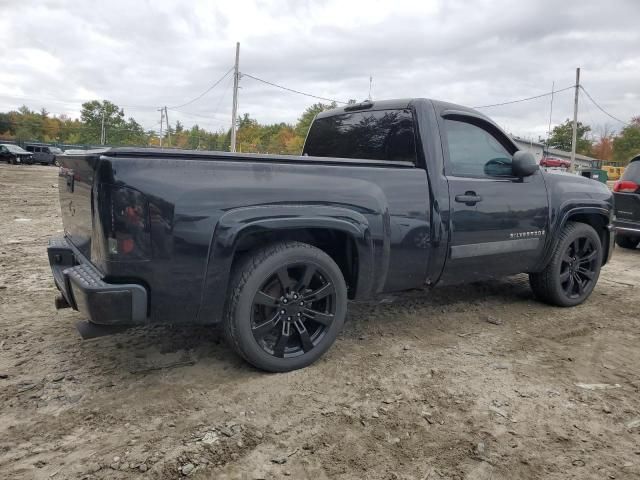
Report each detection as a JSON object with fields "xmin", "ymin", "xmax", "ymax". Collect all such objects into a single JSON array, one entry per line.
[{"xmin": 0, "ymin": 0, "xmax": 638, "ymax": 139}]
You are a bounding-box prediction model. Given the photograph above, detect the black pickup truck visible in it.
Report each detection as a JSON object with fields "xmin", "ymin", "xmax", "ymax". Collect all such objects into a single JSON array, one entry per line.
[{"xmin": 48, "ymin": 98, "xmax": 614, "ymax": 371}]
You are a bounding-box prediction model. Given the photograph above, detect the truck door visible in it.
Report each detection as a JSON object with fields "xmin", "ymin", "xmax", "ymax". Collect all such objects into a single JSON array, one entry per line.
[{"xmin": 439, "ymin": 114, "xmax": 549, "ymax": 283}]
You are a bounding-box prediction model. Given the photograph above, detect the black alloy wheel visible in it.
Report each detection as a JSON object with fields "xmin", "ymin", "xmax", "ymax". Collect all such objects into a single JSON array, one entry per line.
[
  {"xmin": 224, "ymin": 241, "xmax": 348, "ymax": 372},
  {"xmin": 529, "ymin": 222, "xmax": 602, "ymax": 307},
  {"xmin": 251, "ymin": 263, "xmax": 337, "ymax": 358},
  {"xmin": 559, "ymin": 236, "xmax": 599, "ymax": 299}
]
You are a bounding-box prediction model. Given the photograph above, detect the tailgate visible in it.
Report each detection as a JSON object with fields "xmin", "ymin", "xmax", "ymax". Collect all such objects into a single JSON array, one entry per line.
[
  {"xmin": 58, "ymin": 152, "xmax": 101, "ymax": 259},
  {"xmin": 614, "ymin": 192, "xmax": 640, "ymax": 222}
]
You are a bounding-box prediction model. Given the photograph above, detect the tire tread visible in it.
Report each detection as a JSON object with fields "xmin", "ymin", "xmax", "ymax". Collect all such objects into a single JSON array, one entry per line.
[
  {"xmin": 529, "ymin": 221, "xmax": 601, "ymax": 307},
  {"xmin": 615, "ymin": 235, "xmax": 639, "ymax": 250},
  {"xmin": 223, "ymin": 241, "xmax": 339, "ymax": 369}
]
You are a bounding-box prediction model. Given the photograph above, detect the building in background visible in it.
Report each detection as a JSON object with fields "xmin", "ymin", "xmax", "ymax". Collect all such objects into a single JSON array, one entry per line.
[{"xmin": 512, "ymin": 136, "xmax": 599, "ymax": 170}]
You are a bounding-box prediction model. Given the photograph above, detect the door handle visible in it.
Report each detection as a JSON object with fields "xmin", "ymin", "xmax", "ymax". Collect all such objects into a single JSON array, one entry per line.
[{"xmin": 455, "ymin": 192, "xmax": 482, "ymax": 206}]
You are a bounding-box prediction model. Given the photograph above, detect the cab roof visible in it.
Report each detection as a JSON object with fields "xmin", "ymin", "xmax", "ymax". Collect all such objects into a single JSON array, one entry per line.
[{"xmin": 315, "ymin": 98, "xmax": 487, "ymax": 120}]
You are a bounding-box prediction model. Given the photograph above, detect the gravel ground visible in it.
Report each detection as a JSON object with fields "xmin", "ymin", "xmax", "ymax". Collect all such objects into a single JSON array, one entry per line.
[{"xmin": 1, "ymin": 163, "xmax": 639, "ymax": 480}]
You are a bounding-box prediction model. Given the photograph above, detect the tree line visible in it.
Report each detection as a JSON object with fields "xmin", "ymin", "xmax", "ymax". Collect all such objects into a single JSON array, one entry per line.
[
  {"xmin": 1, "ymin": 100, "xmax": 639, "ymax": 164},
  {"xmin": 0, "ymin": 100, "xmax": 334, "ymax": 155},
  {"xmin": 545, "ymin": 117, "xmax": 640, "ymax": 165}
]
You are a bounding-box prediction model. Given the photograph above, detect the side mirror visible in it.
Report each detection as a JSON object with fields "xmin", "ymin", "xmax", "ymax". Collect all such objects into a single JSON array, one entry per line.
[{"xmin": 512, "ymin": 151, "xmax": 539, "ymax": 177}]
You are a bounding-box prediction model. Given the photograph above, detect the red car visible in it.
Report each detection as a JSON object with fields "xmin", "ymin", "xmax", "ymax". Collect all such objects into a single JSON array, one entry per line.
[{"xmin": 540, "ymin": 157, "xmax": 571, "ymax": 169}]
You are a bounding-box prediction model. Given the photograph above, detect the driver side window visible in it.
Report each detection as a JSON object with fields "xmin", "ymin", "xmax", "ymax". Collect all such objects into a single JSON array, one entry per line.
[{"xmin": 444, "ymin": 119, "xmax": 514, "ymax": 178}]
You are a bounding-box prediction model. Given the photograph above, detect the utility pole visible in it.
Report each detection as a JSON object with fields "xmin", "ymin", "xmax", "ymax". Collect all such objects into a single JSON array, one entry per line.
[
  {"xmin": 100, "ymin": 108, "xmax": 106, "ymax": 145},
  {"xmin": 164, "ymin": 106, "xmax": 171, "ymax": 147},
  {"xmin": 368, "ymin": 75, "xmax": 373, "ymax": 101},
  {"xmin": 158, "ymin": 107, "xmax": 164, "ymax": 148},
  {"xmin": 570, "ymin": 67, "xmax": 580, "ymax": 172},
  {"xmin": 545, "ymin": 81, "xmax": 555, "ymax": 157},
  {"xmin": 230, "ymin": 42, "xmax": 240, "ymax": 153}
]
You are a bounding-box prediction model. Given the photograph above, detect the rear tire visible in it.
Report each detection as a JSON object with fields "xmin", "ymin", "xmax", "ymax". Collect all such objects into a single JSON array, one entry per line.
[
  {"xmin": 529, "ymin": 222, "xmax": 602, "ymax": 307},
  {"xmin": 223, "ymin": 241, "xmax": 347, "ymax": 372},
  {"xmin": 615, "ymin": 235, "xmax": 639, "ymax": 250}
]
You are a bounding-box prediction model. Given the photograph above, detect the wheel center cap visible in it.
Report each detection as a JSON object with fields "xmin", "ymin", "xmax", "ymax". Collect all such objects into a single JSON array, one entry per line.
[{"xmin": 281, "ymin": 293, "xmax": 304, "ymax": 320}]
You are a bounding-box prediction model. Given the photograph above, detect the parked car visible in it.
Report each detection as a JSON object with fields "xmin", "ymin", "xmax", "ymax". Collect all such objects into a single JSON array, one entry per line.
[
  {"xmin": 0, "ymin": 143, "xmax": 34, "ymax": 164},
  {"xmin": 613, "ymin": 155, "xmax": 640, "ymax": 249},
  {"xmin": 540, "ymin": 156, "xmax": 571, "ymax": 169},
  {"xmin": 47, "ymin": 98, "xmax": 614, "ymax": 372},
  {"xmin": 24, "ymin": 144, "xmax": 63, "ymax": 166}
]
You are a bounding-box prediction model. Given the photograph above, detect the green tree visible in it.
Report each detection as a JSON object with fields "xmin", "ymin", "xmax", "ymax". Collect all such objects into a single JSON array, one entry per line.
[
  {"xmin": 80, "ymin": 100, "xmax": 126, "ymax": 144},
  {"xmin": 0, "ymin": 112, "xmax": 13, "ymax": 135},
  {"xmin": 120, "ymin": 118, "xmax": 147, "ymax": 146},
  {"xmin": 547, "ymin": 119, "xmax": 592, "ymax": 156},
  {"xmin": 613, "ymin": 117, "xmax": 640, "ymax": 165}
]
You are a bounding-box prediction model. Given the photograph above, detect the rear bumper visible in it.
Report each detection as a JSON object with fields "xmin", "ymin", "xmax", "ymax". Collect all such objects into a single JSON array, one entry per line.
[
  {"xmin": 614, "ymin": 219, "xmax": 640, "ymax": 238},
  {"xmin": 48, "ymin": 236, "xmax": 147, "ymax": 325}
]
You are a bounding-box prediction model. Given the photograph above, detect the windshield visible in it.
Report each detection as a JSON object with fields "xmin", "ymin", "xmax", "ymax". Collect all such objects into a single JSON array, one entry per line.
[
  {"xmin": 49, "ymin": 147, "xmax": 63, "ymax": 154},
  {"xmin": 2, "ymin": 144, "xmax": 28, "ymax": 154}
]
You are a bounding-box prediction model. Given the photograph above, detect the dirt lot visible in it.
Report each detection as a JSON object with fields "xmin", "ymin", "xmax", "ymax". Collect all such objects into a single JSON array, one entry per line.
[{"xmin": 1, "ymin": 163, "xmax": 639, "ymax": 480}]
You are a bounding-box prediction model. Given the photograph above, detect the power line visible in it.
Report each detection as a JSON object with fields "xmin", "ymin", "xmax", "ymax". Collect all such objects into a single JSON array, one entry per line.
[
  {"xmin": 579, "ymin": 85, "xmax": 630, "ymax": 126},
  {"xmin": 166, "ymin": 74, "xmax": 232, "ymax": 132},
  {"xmin": 0, "ymin": 93, "xmax": 160, "ymax": 112},
  {"xmin": 168, "ymin": 67, "xmax": 234, "ymax": 110},
  {"xmin": 241, "ymin": 72, "xmax": 348, "ymax": 105},
  {"xmin": 5, "ymin": 119, "xmax": 156, "ymax": 132},
  {"xmin": 474, "ymin": 85, "xmax": 574, "ymax": 109}
]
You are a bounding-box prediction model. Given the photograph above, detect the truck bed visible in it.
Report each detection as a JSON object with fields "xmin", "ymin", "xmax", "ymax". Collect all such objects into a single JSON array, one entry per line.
[
  {"xmin": 56, "ymin": 147, "xmax": 432, "ymax": 325},
  {"xmin": 104, "ymin": 147, "xmax": 415, "ymax": 168}
]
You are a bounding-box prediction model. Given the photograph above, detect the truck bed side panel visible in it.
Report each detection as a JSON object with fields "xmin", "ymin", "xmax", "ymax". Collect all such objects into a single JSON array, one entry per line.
[{"xmin": 97, "ymin": 157, "xmax": 431, "ymax": 324}]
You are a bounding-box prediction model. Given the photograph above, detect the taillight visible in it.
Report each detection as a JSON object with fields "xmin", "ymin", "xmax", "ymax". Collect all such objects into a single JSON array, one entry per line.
[
  {"xmin": 613, "ymin": 180, "xmax": 639, "ymax": 193},
  {"xmin": 101, "ymin": 184, "xmax": 151, "ymax": 260}
]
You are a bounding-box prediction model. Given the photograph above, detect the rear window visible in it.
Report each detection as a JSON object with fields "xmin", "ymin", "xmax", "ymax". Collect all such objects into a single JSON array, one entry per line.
[
  {"xmin": 621, "ymin": 159, "xmax": 640, "ymax": 181},
  {"xmin": 303, "ymin": 109, "xmax": 417, "ymax": 163}
]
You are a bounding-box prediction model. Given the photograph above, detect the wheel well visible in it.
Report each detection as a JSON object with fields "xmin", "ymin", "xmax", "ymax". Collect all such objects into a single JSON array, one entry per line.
[
  {"xmin": 233, "ymin": 228, "xmax": 359, "ymax": 298},
  {"xmin": 566, "ymin": 212, "xmax": 611, "ymax": 264}
]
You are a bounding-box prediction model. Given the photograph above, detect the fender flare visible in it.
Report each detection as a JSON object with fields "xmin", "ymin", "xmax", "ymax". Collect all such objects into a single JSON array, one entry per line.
[
  {"xmin": 195, "ymin": 204, "xmax": 377, "ymax": 323},
  {"xmin": 538, "ymin": 203, "xmax": 611, "ymax": 269}
]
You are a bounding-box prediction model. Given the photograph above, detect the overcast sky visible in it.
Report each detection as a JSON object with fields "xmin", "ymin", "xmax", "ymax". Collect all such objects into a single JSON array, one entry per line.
[{"xmin": 1, "ymin": 0, "xmax": 638, "ymax": 140}]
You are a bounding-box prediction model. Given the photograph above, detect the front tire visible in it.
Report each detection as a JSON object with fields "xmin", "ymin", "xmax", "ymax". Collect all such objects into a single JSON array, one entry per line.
[
  {"xmin": 529, "ymin": 222, "xmax": 602, "ymax": 307},
  {"xmin": 223, "ymin": 241, "xmax": 348, "ymax": 372},
  {"xmin": 616, "ymin": 235, "xmax": 639, "ymax": 250}
]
